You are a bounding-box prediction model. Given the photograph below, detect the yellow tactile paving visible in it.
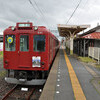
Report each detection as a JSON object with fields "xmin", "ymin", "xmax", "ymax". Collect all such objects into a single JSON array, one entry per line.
[{"xmin": 63, "ymin": 48, "xmax": 86, "ymax": 100}]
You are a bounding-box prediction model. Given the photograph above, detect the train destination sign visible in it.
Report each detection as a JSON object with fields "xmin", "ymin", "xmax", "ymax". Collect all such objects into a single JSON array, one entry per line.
[{"xmin": 18, "ymin": 23, "xmax": 30, "ymax": 27}]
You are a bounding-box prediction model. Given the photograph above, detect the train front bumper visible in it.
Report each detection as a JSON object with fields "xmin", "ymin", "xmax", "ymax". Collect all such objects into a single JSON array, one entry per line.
[{"xmin": 5, "ymin": 77, "xmax": 46, "ymax": 85}]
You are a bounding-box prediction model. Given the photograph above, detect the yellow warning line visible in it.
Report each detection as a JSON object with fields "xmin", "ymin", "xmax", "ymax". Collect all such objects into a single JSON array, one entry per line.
[{"xmin": 63, "ymin": 48, "xmax": 86, "ymax": 100}]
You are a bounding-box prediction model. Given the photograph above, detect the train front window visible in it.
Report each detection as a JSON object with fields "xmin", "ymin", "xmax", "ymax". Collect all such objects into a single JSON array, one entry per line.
[
  {"xmin": 34, "ymin": 35, "xmax": 45, "ymax": 52},
  {"xmin": 5, "ymin": 35, "xmax": 15, "ymax": 51},
  {"xmin": 20, "ymin": 35, "xmax": 29, "ymax": 51}
]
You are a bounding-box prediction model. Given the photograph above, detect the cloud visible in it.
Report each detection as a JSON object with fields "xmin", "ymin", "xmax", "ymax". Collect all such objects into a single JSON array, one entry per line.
[{"xmin": 0, "ymin": 0, "xmax": 100, "ymax": 36}]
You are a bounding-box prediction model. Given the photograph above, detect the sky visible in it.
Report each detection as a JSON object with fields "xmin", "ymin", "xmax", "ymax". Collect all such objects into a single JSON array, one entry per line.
[{"xmin": 0, "ymin": 0, "xmax": 100, "ymax": 39}]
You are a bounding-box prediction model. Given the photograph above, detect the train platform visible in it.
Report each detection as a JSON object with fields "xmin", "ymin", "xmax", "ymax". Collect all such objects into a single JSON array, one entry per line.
[{"xmin": 40, "ymin": 47, "xmax": 100, "ymax": 100}]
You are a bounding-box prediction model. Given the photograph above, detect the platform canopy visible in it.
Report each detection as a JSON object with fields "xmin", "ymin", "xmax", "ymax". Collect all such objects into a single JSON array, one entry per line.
[
  {"xmin": 57, "ymin": 24, "xmax": 90, "ymax": 37},
  {"xmin": 57, "ymin": 24, "xmax": 90, "ymax": 55}
]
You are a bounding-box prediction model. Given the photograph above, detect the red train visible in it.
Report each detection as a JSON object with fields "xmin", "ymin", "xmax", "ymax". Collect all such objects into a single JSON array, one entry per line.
[{"xmin": 3, "ymin": 22, "xmax": 59, "ymax": 85}]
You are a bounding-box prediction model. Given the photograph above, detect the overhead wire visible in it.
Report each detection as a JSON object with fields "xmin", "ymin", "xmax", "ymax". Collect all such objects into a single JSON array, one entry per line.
[
  {"xmin": 74, "ymin": 0, "xmax": 88, "ymax": 25},
  {"xmin": 32, "ymin": 0, "xmax": 48, "ymax": 24},
  {"xmin": 66, "ymin": 0, "xmax": 82, "ymax": 24},
  {"xmin": 28, "ymin": 0, "xmax": 49, "ymax": 28},
  {"xmin": 28, "ymin": 0, "xmax": 38, "ymax": 14},
  {"xmin": 28, "ymin": 0, "xmax": 45, "ymax": 25}
]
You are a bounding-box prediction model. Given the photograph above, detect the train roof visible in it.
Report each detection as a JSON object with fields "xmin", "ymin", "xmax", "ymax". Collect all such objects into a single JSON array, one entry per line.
[
  {"xmin": 4, "ymin": 22, "xmax": 48, "ymax": 33},
  {"xmin": 4, "ymin": 22, "xmax": 58, "ymax": 40}
]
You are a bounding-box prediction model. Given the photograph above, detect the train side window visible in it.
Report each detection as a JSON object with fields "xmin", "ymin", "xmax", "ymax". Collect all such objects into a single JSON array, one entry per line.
[
  {"xmin": 33, "ymin": 35, "xmax": 45, "ymax": 52},
  {"xmin": 5, "ymin": 35, "xmax": 15, "ymax": 51},
  {"xmin": 20, "ymin": 35, "xmax": 29, "ymax": 51}
]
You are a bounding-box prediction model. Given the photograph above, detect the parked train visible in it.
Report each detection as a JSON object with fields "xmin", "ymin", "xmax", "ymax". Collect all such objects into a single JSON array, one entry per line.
[{"xmin": 3, "ymin": 22, "xmax": 59, "ymax": 85}]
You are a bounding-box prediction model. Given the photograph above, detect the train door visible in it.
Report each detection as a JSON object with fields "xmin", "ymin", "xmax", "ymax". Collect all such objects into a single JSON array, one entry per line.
[
  {"xmin": 18, "ymin": 34, "xmax": 31, "ymax": 68},
  {"xmin": 32, "ymin": 35, "xmax": 47, "ymax": 69},
  {"xmin": 4, "ymin": 34, "xmax": 18, "ymax": 69}
]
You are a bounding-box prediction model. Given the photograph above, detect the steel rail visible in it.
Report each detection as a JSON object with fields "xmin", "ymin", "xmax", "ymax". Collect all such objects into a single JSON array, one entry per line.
[
  {"xmin": 1, "ymin": 85, "xmax": 18, "ymax": 100},
  {"xmin": 26, "ymin": 88, "xmax": 35, "ymax": 100}
]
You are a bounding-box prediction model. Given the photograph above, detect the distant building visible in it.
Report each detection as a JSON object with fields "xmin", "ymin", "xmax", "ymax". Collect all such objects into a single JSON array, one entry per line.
[
  {"xmin": 74, "ymin": 25, "xmax": 100, "ymax": 56},
  {"xmin": 0, "ymin": 35, "xmax": 3, "ymax": 51},
  {"xmin": 0, "ymin": 35, "xmax": 3, "ymax": 42}
]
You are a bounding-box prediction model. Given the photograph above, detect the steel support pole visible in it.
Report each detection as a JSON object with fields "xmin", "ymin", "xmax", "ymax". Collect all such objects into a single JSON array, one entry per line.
[
  {"xmin": 80, "ymin": 40, "xmax": 82, "ymax": 56},
  {"xmin": 83, "ymin": 39, "xmax": 85, "ymax": 57}
]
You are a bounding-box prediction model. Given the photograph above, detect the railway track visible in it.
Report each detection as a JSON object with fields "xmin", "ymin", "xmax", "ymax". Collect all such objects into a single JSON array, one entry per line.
[
  {"xmin": 26, "ymin": 88, "xmax": 35, "ymax": 100},
  {"xmin": 1, "ymin": 85, "xmax": 37, "ymax": 100},
  {"xmin": 1, "ymin": 85, "xmax": 18, "ymax": 100}
]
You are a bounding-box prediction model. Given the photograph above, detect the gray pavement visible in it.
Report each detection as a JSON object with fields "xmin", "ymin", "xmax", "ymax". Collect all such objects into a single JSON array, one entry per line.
[
  {"xmin": 66, "ymin": 51, "xmax": 100, "ymax": 100},
  {"xmin": 40, "ymin": 48, "xmax": 100, "ymax": 100},
  {"xmin": 55, "ymin": 49, "xmax": 100, "ymax": 100},
  {"xmin": 87, "ymin": 64, "xmax": 100, "ymax": 76},
  {"xmin": 55, "ymin": 49, "xmax": 74, "ymax": 100}
]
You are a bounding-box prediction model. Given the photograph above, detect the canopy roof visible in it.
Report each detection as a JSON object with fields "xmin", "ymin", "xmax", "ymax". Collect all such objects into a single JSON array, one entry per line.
[
  {"xmin": 81, "ymin": 32, "xmax": 100, "ymax": 39},
  {"xmin": 57, "ymin": 24, "xmax": 90, "ymax": 37}
]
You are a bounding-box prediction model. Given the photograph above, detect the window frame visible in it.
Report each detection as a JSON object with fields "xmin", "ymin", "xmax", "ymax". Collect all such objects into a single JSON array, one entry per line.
[
  {"xmin": 5, "ymin": 34, "xmax": 16, "ymax": 51},
  {"xmin": 33, "ymin": 35, "xmax": 46, "ymax": 52},
  {"xmin": 20, "ymin": 34, "xmax": 29, "ymax": 52}
]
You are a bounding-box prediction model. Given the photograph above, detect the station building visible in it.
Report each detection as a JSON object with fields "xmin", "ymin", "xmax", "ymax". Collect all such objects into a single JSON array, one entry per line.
[
  {"xmin": 58, "ymin": 24, "xmax": 100, "ymax": 63},
  {"xmin": 74, "ymin": 25, "xmax": 100, "ymax": 57},
  {"xmin": 0, "ymin": 35, "xmax": 3, "ymax": 51}
]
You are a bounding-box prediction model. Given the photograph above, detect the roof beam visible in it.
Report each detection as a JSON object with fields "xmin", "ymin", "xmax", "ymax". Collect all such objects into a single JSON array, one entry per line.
[{"xmin": 57, "ymin": 24, "xmax": 90, "ymax": 37}]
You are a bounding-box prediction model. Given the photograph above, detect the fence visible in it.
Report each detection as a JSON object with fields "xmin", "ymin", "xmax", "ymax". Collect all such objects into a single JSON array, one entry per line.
[{"xmin": 88, "ymin": 47, "xmax": 100, "ymax": 64}]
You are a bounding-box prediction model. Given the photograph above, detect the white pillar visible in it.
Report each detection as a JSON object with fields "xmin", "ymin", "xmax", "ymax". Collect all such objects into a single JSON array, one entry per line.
[{"xmin": 70, "ymin": 36, "xmax": 74, "ymax": 55}]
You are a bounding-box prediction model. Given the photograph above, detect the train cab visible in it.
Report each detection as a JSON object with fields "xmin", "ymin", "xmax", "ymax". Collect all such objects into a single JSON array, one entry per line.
[{"xmin": 3, "ymin": 22, "xmax": 59, "ymax": 85}]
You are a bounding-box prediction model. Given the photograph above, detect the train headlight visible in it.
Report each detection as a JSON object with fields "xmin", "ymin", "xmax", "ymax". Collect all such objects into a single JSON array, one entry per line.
[
  {"xmin": 34, "ymin": 26, "xmax": 38, "ymax": 31},
  {"xmin": 11, "ymin": 26, "xmax": 15, "ymax": 31}
]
